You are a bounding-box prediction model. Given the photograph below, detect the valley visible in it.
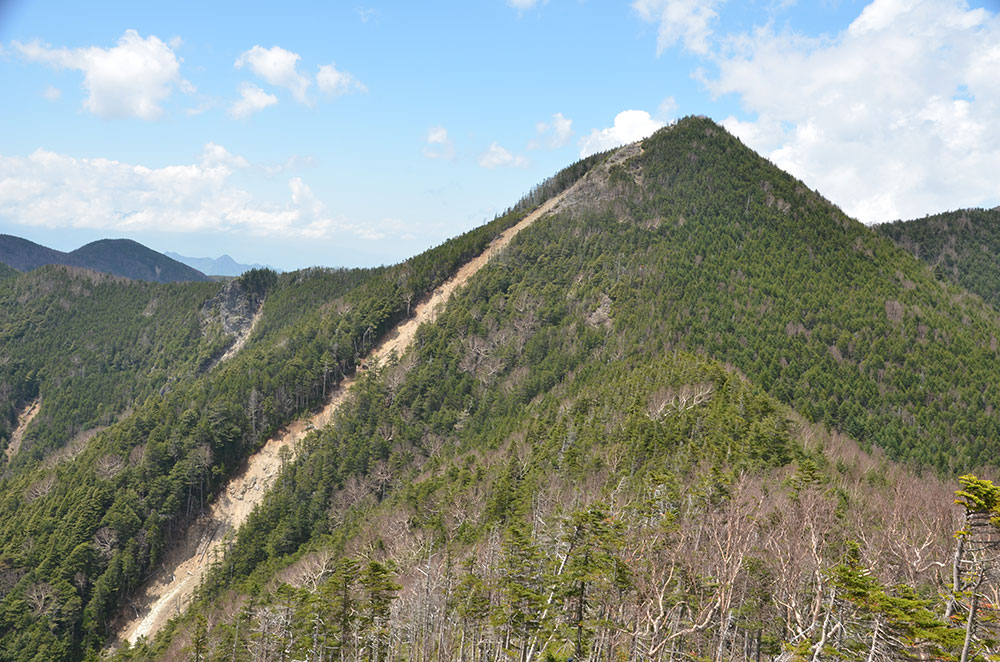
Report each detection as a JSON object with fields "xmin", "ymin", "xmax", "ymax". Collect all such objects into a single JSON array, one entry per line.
[
  {"xmin": 1, "ymin": 118, "xmax": 999, "ymax": 662},
  {"xmin": 117, "ymin": 186, "xmax": 573, "ymax": 645}
]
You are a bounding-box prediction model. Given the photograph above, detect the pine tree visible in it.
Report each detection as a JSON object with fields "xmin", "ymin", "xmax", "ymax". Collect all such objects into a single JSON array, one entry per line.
[{"xmin": 359, "ymin": 560, "xmax": 400, "ymax": 662}]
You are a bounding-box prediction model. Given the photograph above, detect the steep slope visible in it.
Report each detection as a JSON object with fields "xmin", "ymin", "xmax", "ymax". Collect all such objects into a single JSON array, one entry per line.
[
  {"xmin": 0, "ymin": 154, "xmax": 599, "ymax": 662},
  {"xmin": 122, "ymin": 120, "xmax": 985, "ymax": 662},
  {"xmin": 0, "ymin": 266, "xmax": 223, "ymax": 468},
  {"xmin": 876, "ymin": 207, "xmax": 1000, "ymax": 308},
  {"xmin": 0, "ymin": 262, "xmax": 19, "ymax": 281},
  {"xmin": 69, "ymin": 239, "xmax": 210, "ymax": 283},
  {"xmin": 0, "ymin": 234, "xmax": 210, "ymax": 282},
  {"xmin": 117, "ymin": 189, "xmax": 571, "ymax": 646},
  {"xmin": 0, "ymin": 234, "xmax": 80, "ymax": 271},
  {"xmin": 10, "ymin": 116, "xmax": 1000, "ymax": 662},
  {"xmin": 536, "ymin": 118, "xmax": 1000, "ymax": 470}
]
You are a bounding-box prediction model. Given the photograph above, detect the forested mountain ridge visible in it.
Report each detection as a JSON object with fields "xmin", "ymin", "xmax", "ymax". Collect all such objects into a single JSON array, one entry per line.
[
  {"xmin": 537, "ymin": 117, "xmax": 1000, "ymax": 470},
  {"xmin": 0, "ymin": 266, "xmax": 223, "ymax": 469},
  {"xmin": 109, "ymin": 117, "xmax": 1000, "ymax": 661},
  {"xmin": 0, "ymin": 154, "xmax": 601, "ymax": 661},
  {"xmin": 5, "ymin": 116, "xmax": 1000, "ymax": 661},
  {"xmin": 0, "ymin": 235, "xmax": 210, "ymax": 283},
  {"xmin": 876, "ymin": 207, "xmax": 1000, "ymax": 308}
]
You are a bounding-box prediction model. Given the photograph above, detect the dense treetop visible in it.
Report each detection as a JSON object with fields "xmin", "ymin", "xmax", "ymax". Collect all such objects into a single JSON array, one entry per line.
[
  {"xmin": 4, "ymin": 116, "xmax": 1000, "ymax": 660},
  {"xmin": 876, "ymin": 207, "xmax": 1000, "ymax": 308},
  {"xmin": 119, "ymin": 117, "xmax": 1000, "ymax": 662}
]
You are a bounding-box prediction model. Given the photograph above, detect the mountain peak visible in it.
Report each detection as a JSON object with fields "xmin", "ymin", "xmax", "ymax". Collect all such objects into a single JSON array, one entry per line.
[{"xmin": 0, "ymin": 235, "xmax": 209, "ymax": 282}]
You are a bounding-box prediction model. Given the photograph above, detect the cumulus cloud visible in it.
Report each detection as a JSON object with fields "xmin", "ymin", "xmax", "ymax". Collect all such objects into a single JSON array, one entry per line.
[
  {"xmin": 579, "ymin": 110, "xmax": 665, "ymax": 157},
  {"xmin": 706, "ymin": 0, "xmax": 1000, "ymax": 222},
  {"xmin": 42, "ymin": 86, "xmax": 61, "ymax": 101},
  {"xmin": 14, "ymin": 30, "xmax": 189, "ymax": 119},
  {"xmin": 235, "ymin": 45, "xmax": 311, "ymax": 104},
  {"xmin": 530, "ymin": 112, "xmax": 573, "ymax": 149},
  {"xmin": 316, "ymin": 63, "xmax": 367, "ymax": 96},
  {"xmin": 478, "ymin": 142, "xmax": 529, "ymax": 169},
  {"xmin": 422, "ymin": 126, "xmax": 455, "ymax": 160},
  {"xmin": 632, "ymin": 0, "xmax": 723, "ymax": 55},
  {"xmin": 0, "ymin": 144, "xmax": 354, "ymax": 239},
  {"xmin": 229, "ymin": 82, "xmax": 278, "ymax": 118}
]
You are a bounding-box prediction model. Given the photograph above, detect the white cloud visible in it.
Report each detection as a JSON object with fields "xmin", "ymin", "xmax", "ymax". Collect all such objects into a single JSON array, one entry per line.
[
  {"xmin": 478, "ymin": 142, "xmax": 529, "ymax": 169},
  {"xmin": 656, "ymin": 96, "xmax": 678, "ymax": 121},
  {"xmin": 316, "ymin": 63, "xmax": 367, "ymax": 96},
  {"xmin": 508, "ymin": 0, "xmax": 540, "ymax": 10},
  {"xmin": 15, "ymin": 30, "xmax": 189, "ymax": 119},
  {"xmin": 530, "ymin": 112, "xmax": 573, "ymax": 149},
  {"xmin": 0, "ymin": 144, "xmax": 354, "ymax": 239},
  {"xmin": 579, "ymin": 110, "xmax": 665, "ymax": 157},
  {"xmin": 201, "ymin": 142, "xmax": 249, "ymax": 169},
  {"xmin": 42, "ymin": 85, "xmax": 61, "ymax": 101},
  {"xmin": 706, "ymin": 0, "xmax": 1000, "ymax": 222},
  {"xmin": 422, "ymin": 126, "xmax": 456, "ymax": 160},
  {"xmin": 235, "ymin": 45, "xmax": 311, "ymax": 104},
  {"xmin": 632, "ymin": 0, "xmax": 723, "ymax": 55},
  {"xmin": 229, "ymin": 83, "xmax": 278, "ymax": 118}
]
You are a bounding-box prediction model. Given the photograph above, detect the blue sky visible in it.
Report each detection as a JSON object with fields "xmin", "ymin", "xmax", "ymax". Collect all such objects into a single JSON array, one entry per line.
[{"xmin": 0, "ymin": 0, "xmax": 997, "ymax": 271}]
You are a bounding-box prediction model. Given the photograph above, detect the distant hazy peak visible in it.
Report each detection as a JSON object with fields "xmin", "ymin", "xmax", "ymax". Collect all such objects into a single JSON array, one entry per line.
[{"xmin": 165, "ymin": 251, "xmax": 274, "ymax": 277}]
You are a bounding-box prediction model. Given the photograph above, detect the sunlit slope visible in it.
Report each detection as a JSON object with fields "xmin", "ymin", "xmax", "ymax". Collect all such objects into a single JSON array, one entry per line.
[
  {"xmin": 125, "ymin": 118, "xmax": 986, "ymax": 662},
  {"xmin": 0, "ymin": 156, "xmax": 600, "ymax": 661}
]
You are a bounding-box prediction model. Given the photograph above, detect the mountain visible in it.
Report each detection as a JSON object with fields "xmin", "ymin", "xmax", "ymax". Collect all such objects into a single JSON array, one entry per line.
[
  {"xmin": 69, "ymin": 239, "xmax": 211, "ymax": 283},
  {"xmin": 0, "ymin": 234, "xmax": 80, "ymax": 272},
  {"xmin": 164, "ymin": 251, "xmax": 274, "ymax": 277},
  {"xmin": 875, "ymin": 207, "xmax": 1000, "ymax": 308},
  {"xmin": 2, "ymin": 117, "xmax": 1000, "ymax": 661},
  {"xmin": 119, "ymin": 117, "xmax": 998, "ymax": 661},
  {"xmin": 0, "ymin": 235, "xmax": 210, "ymax": 282},
  {"xmin": 0, "ymin": 190, "xmax": 578, "ymax": 660}
]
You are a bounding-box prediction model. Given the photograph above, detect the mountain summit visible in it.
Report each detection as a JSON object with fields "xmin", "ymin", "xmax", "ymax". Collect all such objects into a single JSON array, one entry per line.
[
  {"xmin": 164, "ymin": 251, "xmax": 273, "ymax": 277},
  {"xmin": 2, "ymin": 116, "xmax": 999, "ymax": 662},
  {"xmin": 0, "ymin": 235, "xmax": 209, "ymax": 282}
]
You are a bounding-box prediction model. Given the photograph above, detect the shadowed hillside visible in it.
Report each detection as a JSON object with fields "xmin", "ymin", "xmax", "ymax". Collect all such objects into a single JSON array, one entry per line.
[
  {"xmin": 876, "ymin": 207, "xmax": 1000, "ymax": 308},
  {"xmin": 0, "ymin": 235, "xmax": 209, "ymax": 283}
]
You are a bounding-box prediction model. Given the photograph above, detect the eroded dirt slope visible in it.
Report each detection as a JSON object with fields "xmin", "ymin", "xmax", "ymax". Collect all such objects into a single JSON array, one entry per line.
[
  {"xmin": 4, "ymin": 398, "xmax": 40, "ymax": 462},
  {"xmin": 117, "ymin": 188, "xmax": 571, "ymax": 646}
]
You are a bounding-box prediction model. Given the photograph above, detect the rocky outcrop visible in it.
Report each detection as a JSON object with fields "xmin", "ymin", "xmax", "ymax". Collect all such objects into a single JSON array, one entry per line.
[
  {"xmin": 200, "ymin": 279, "xmax": 263, "ymax": 339},
  {"xmin": 199, "ymin": 280, "xmax": 267, "ymax": 368}
]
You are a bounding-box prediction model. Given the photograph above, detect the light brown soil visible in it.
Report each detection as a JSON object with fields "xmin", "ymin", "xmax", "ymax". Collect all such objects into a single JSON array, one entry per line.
[
  {"xmin": 116, "ymin": 188, "xmax": 570, "ymax": 647},
  {"xmin": 4, "ymin": 398, "xmax": 40, "ymax": 462}
]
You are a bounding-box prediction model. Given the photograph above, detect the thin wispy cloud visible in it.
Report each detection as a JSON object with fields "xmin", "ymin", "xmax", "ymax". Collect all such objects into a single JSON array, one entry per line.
[
  {"xmin": 530, "ymin": 112, "xmax": 573, "ymax": 149},
  {"xmin": 478, "ymin": 142, "xmax": 529, "ymax": 169},
  {"xmin": 423, "ymin": 126, "xmax": 456, "ymax": 160},
  {"xmin": 229, "ymin": 83, "xmax": 278, "ymax": 118}
]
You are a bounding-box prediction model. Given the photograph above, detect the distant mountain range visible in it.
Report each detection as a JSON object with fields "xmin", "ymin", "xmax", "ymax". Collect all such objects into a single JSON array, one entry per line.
[
  {"xmin": 0, "ymin": 233, "xmax": 275, "ymax": 282},
  {"xmin": 0, "ymin": 235, "xmax": 210, "ymax": 283},
  {"xmin": 164, "ymin": 251, "xmax": 274, "ymax": 277}
]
